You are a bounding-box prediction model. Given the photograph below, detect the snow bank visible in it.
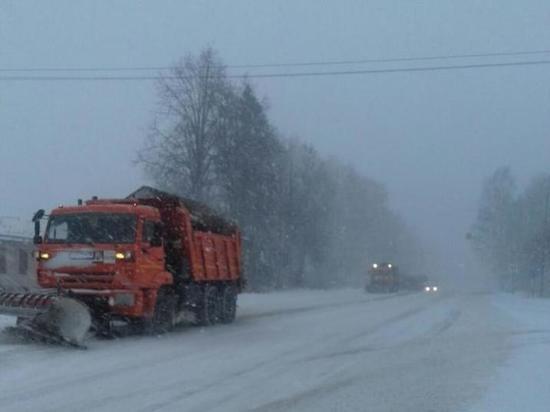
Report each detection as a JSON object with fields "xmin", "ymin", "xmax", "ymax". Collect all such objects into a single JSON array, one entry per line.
[{"xmin": 468, "ymin": 294, "xmax": 550, "ymax": 412}]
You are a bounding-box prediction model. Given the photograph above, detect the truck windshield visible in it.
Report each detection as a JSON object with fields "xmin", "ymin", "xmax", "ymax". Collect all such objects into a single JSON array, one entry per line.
[{"xmin": 45, "ymin": 213, "xmax": 137, "ymax": 244}]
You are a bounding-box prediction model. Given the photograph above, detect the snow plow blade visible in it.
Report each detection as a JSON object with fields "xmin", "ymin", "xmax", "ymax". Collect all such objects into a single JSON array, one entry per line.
[{"xmin": 0, "ymin": 292, "xmax": 91, "ymax": 346}]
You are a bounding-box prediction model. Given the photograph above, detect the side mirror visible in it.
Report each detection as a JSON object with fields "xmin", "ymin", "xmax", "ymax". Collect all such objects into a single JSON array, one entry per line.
[
  {"xmin": 32, "ymin": 209, "xmax": 45, "ymax": 222},
  {"xmin": 32, "ymin": 209, "xmax": 45, "ymax": 244}
]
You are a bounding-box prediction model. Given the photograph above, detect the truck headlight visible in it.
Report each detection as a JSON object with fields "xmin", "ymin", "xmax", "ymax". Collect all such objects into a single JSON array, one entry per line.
[
  {"xmin": 433, "ymin": 286, "xmax": 438, "ymax": 292},
  {"xmin": 35, "ymin": 251, "xmax": 51, "ymax": 261},
  {"xmin": 388, "ymin": 264, "xmax": 392, "ymax": 268},
  {"xmin": 425, "ymin": 286, "xmax": 431, "ymax": 292},
  {"xmin": 373, "ymin": 263, "xmax": 378, "ymax": 269},
  {"xmin": 115, "ymin": 251, "xmax": 134, "ymax": 261}
]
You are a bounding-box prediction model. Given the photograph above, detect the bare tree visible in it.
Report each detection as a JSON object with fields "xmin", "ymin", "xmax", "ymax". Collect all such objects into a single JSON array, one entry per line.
[
  {"xmin": 470, "ymin": 168, "xmax": 550, "ymax": 294},
  {"xmin": 138, "ymin": 48, "xmax": 232, "ymax": 201},
  {"xmin": 138, "ymin": 48, "xmax": 424, "ymax": 291}
]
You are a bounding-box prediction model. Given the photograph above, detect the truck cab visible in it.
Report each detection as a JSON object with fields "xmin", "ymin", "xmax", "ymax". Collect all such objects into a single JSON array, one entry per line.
[
  {"xmin": 29, "ymin": 187, "xmax": 242, "ymax": 334},
  {"xmin": 35, "ymin": 201, "xmax": 172, "ymax": 321}
]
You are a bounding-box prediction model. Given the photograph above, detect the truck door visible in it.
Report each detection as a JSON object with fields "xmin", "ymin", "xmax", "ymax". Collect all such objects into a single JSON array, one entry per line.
[{"xmin": 140, "ymin": 219, "xmax": 165, "ymax": 279}]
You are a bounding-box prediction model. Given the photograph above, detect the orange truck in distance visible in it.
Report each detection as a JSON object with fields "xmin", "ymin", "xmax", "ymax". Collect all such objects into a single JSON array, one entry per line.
[
  {"xmin": 0, "ymin": 186, "xmax": 243, "ymax": 344},
  {"xmin": 366, "ymin": 262, "xmax": 400, "ymax": 293}
]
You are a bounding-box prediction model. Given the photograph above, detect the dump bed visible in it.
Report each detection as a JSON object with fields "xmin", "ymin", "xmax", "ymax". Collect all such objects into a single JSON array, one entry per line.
[{"xmin": 128, "ymin": 186, "xmax": 242, "ymax": 284}]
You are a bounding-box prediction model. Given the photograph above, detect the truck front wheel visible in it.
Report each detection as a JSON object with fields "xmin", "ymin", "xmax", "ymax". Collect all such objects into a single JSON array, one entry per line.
[{"xmin": 147, "ymin": 287, "xmax": 177, "ymax": 334}]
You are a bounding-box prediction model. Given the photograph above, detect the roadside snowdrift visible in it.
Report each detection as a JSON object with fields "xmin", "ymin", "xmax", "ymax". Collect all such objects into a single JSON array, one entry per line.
[{"xmin": 469, "ymin": 294, "xmax": 550, "ymax": 412}]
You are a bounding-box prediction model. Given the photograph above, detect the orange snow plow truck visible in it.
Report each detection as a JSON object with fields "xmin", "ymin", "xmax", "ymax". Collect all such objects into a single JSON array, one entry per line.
[{"xmin": 0, "ymin": 186, "xmax": 243, "ymax": 345}]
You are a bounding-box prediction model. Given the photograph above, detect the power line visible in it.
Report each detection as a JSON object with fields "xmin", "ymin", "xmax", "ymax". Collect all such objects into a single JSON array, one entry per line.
[
  {"xmin": 0, "ymin": 65, "xmax": 167, "ymax": 73},
  {"xmin": 0, "ymin": 59, "xmax": 549, "ymax": 81},
  {"xmin": 228, "ymin": 49, "xmax": 550, "ymax": 69},
  {"xmin": 1, "ymin": 48, "xmax": 550, "ymax": 73}
]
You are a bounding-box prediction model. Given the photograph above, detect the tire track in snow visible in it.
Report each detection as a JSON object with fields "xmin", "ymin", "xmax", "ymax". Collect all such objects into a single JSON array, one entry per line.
[
  {"xmin": 430, "ymin": 308, "xmax": 461, "ymax": 335},
  {"xmin": 0, "ymin": 292, "xmax": 414, "ymax": 411},
  {"xmin": 244, "ymin": 301, "xmax": 468, "ymax": 412},
  {"xmin": 100, "ymin": 293, "xmax": 423, "ymax": 412},
  {"xmin": 123, "ymin": 293, "xmax": 420, "ymax": 412},
  {"xmin": 238, "ymin": 291, "xmax": 412, "ymax": 321},
  {"xmin": 299, "ymin": 296, "xmax": 456, "ymax": 364},
  {"xmin": 299, "ymin": 301, "xmax": 437, "ymax": 363},
  {"xmin": 247, "ymin": 376, "xmax": 357, "ymax": 412},
  {"xmin": 151, "ymin": 296, "xmax": 446, "ymax": 412}
]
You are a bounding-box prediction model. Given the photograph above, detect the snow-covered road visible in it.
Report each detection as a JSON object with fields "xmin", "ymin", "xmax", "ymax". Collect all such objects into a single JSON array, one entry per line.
[{"xmin": 0, "ymin": 289, "xmax": 547, "ymax": 412}]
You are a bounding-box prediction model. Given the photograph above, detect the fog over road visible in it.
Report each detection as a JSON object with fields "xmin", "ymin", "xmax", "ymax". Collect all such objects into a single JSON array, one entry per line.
[{"xmin": 0, "ymin": 289, "xmax": 538, "ymax": 412}]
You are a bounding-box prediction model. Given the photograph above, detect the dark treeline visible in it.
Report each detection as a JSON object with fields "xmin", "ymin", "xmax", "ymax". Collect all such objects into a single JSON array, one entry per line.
[
  {"xmin": 138, "ymin": 48, "xmax": 423, "ymax": 290},
  {"xmin": 470, "ymin": 166, "xmax": 550, "ymax": 295}
]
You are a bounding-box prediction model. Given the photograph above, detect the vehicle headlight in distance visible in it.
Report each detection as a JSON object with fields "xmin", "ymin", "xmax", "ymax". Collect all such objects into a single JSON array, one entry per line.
[
  {"xmin": 373, "ymin": 263, "xmax": 378, "ymax": 269},
  {"xmin": 433, "ymin": 286, "xmax": 438, "ymax": 292},
  {"xmin": 425, "ymin": 286, "xmax": 431, "ymax": 292},
  {"xmin": 388, "ymin": 264, "xmax": 392, "ymax": 268}
]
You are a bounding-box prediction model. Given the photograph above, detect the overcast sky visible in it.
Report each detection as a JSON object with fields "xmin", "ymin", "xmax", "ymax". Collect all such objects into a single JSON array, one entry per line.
[{"xmin": 1, "ymin": 1, "xmax": 550, "ymax": 281}]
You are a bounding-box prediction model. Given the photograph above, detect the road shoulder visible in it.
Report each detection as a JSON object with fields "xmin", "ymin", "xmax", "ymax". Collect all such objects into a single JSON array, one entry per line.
[{"xmin": 468, "ymin": 293, "xmax": 550, "ymax": 412}]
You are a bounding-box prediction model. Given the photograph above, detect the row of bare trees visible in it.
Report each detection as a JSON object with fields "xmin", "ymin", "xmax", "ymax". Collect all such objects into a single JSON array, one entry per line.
[
  {"xmin": 138, "ymin": 48, "xmax": 423, "ymax": 290},
  {"xmin": 470, "ymin": 167, "xmax": 550, "ymax": 295}
]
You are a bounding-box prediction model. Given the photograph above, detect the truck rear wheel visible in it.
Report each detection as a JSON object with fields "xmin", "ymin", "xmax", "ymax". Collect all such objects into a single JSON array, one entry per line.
[
  {"xmin": 220, "ymin": 286, "xmax": 237, "ymax": 324},
  {"xmin": 206, "ymin": 286, "xmax": 220, "ymax": 325},
  {"xmin": 195, "ymin": 285, "xmax": 220, "ymax": 326}
]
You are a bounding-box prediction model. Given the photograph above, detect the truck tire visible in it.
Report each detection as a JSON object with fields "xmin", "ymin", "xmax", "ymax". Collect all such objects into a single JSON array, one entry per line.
[
  {"xmin": 147, "ymin": 287, "xmax": 177, "ymax": 334},
  {"xmin": 206, "ymin": 286, "xmax": 220, "ymax": 325},
  {"xmin": 94, "ymin": 314, "xmax": 114, "ymax": 338},
  {"xmin": 196, "ymin": 285, "xmax": 220, "ymax": 326},
  {"xmin": 220, "ymin": 286, "xmax": 237, "ymax": 324}
]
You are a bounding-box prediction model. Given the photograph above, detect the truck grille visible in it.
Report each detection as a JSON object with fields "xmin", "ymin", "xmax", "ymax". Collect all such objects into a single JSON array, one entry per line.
[{"xmin": 56, "ymin": 272, "xmax": 115, "ymax": 288}]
